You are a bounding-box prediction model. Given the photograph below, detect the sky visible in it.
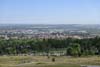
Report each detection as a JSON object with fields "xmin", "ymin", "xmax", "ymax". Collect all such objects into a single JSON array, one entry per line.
[{"xmin": 0, "ymin": 0, "xmax": 100, "ymax": 24}]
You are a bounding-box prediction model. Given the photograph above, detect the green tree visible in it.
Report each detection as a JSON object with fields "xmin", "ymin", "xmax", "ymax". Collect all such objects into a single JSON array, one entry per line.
[{"xmin": 67, "ymin": 43, "xmax": 81, "ymax": 56}]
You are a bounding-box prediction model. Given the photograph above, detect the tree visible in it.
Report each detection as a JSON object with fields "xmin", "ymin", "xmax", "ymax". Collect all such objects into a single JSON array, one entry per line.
[{"xmin": 67, "ymin": 43, "xmax": 81, "ymax": 56}]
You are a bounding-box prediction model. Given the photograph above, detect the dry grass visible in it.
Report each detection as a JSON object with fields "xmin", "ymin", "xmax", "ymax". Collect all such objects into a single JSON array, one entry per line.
[{"xmin": 0, "ymin": 55, "xmax": 100, "ymax": 67}]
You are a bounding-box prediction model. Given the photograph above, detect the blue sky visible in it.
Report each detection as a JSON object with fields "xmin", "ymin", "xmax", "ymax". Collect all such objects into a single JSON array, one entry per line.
[{"xmin": 0, "ymin": 0, "xmax": 100, "ymax": 24}]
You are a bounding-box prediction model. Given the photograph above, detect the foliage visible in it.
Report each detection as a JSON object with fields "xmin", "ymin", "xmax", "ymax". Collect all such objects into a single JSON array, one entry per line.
[{"xmin": 0, "ymin": 37, "xmax": 100, "ymax": 56}]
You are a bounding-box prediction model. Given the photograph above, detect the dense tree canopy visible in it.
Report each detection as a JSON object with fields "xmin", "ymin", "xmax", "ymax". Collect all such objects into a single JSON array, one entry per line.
[{"xmin": 0, "ymin": 37, "xmax": 100, "ymax": 56}]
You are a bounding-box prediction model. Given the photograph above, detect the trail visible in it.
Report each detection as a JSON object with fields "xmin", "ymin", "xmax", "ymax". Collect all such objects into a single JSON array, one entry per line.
[
  {"xmin": 15, "ymin": 61, "xmax": 36, "ymax": 66},
  {"xmin": 87, "ymin": 65, "xmax": 100, "ymax": 67},
  {"xmin": 81, "ymin": 65, "xmax": 100, "ymax": 67}
]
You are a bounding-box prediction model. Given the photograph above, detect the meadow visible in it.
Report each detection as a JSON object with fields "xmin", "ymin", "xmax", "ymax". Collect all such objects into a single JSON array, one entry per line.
[{"xmin": 0, "ymin": 55, "xmax": 100, "ymax": 67}]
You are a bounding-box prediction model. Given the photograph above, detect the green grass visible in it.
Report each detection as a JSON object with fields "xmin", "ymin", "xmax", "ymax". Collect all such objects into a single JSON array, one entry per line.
[{"xmin": 0, "ymin": 55, "xmax": 100, "ymax": 67}]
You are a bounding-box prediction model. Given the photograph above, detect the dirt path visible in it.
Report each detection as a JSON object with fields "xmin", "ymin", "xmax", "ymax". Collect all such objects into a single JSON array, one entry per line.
[
  {"xmin": 81, "ymin": 65, "xmax": 100, "ymax": 67},
  {"xmin": 15, "ymin": 61, "xmax": 36, "ymax": 66},
  {"xmin": 87, "ymin": 65, "xmax": 100, "ymax": 67}
]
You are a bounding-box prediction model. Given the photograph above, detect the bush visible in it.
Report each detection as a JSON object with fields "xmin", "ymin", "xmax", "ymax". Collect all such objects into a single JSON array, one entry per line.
[{"xmin": 52, "ymin": 58, "xmax": 55, "ymax": 62}]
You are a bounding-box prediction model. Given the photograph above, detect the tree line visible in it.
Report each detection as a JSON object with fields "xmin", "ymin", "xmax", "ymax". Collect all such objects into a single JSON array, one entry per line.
[{"xmin": 0, "ymin": 37, "xmax": 100, "ymax": 56}]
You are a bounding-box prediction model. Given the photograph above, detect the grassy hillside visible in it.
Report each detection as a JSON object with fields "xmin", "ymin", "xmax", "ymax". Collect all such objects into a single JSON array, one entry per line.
[{"xmin": 0, "ymin": 56, "xmax": 100, "ymax": 67}]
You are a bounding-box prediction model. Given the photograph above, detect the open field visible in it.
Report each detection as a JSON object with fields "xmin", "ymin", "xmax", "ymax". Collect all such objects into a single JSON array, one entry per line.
[{"xmin": 0, "ymin": 56, "xmax": 100, "ymax": 67}]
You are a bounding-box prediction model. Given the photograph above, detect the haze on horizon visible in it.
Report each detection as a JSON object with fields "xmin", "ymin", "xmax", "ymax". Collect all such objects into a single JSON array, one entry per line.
[{"xmin": 0, "ymin": 0, "xmax": 100, "ymax": 24}]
